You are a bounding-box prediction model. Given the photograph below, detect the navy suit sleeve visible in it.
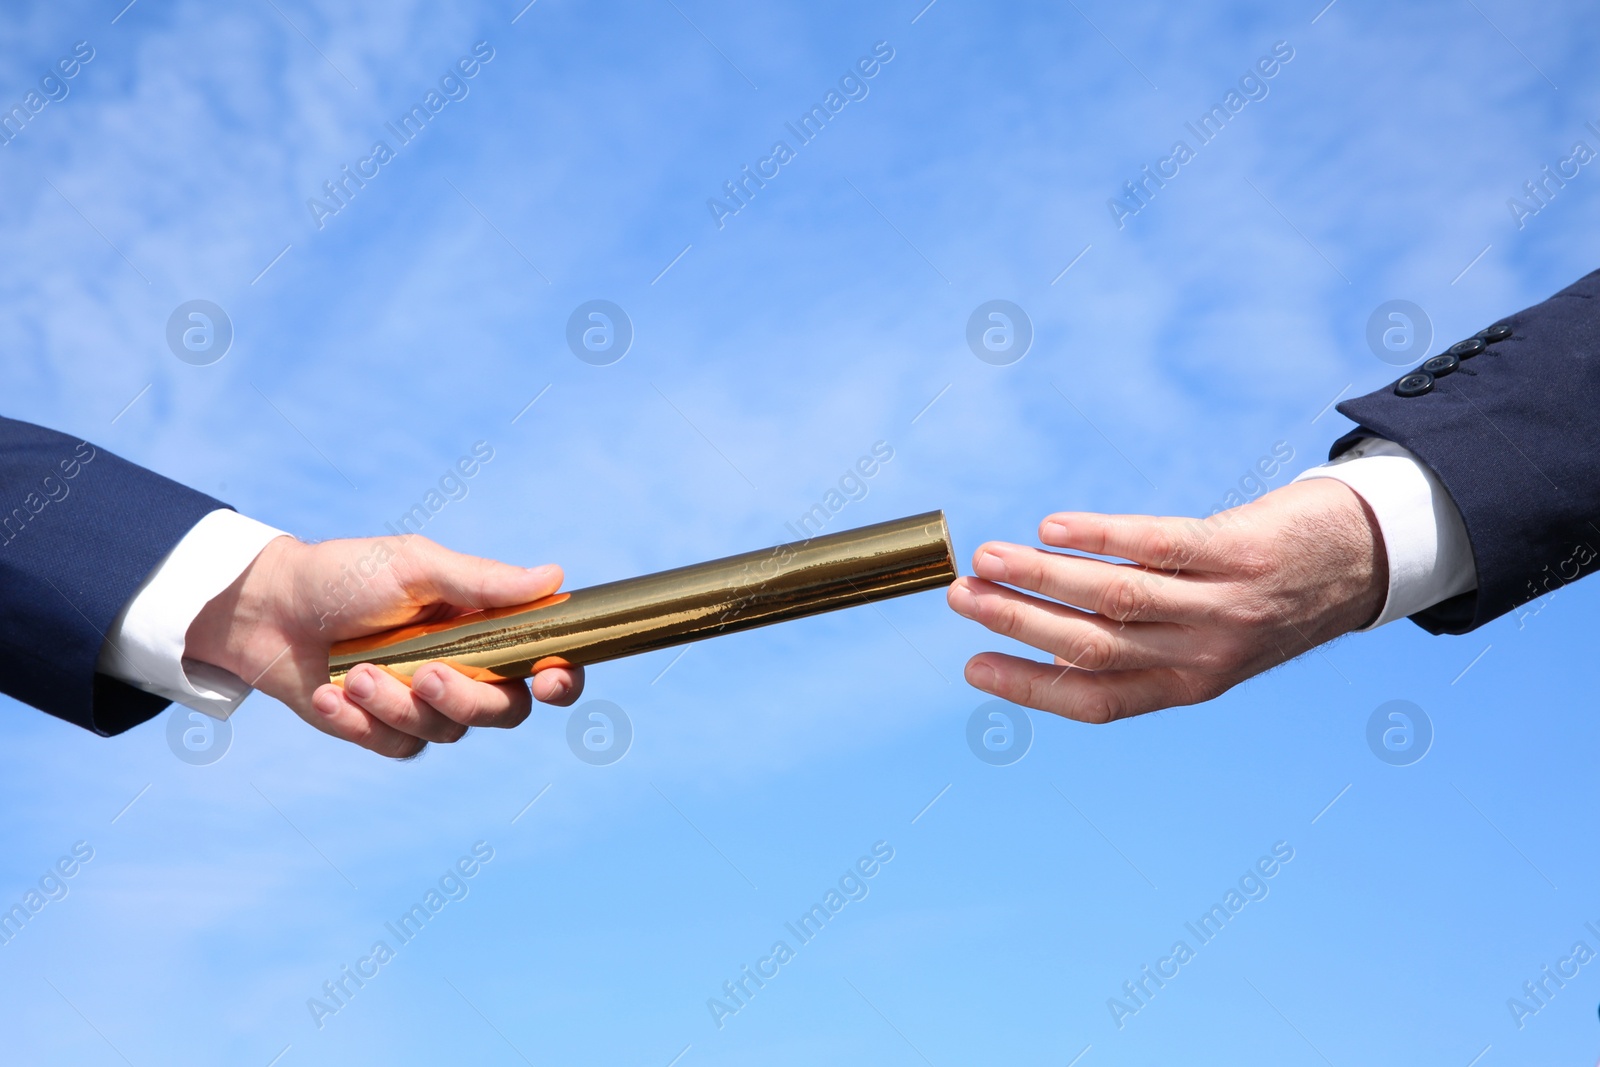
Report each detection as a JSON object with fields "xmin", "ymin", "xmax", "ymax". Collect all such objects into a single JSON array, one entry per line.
[
  {"xmin": 1330, "ymin": 267, "xmax": 1600, "ymax": 635},
  {"xmin": 0, "ymin": 416, "xmax": 225, "ymax": 735}
]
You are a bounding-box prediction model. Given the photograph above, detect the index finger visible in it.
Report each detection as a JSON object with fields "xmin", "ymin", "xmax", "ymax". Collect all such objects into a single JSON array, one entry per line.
[
  {"xmin": 1038, "ymin": 511, "xmax": 1234, "ymax": 573},
  {"xmin": 970, "ymin": 541, "xmax": 1208, "ymax": 622}
]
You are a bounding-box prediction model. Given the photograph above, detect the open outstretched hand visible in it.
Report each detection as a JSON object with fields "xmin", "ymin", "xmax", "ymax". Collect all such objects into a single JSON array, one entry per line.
[{"xmin": 947, "ymin": 479, "xmax": 1388, "ymax": 722}]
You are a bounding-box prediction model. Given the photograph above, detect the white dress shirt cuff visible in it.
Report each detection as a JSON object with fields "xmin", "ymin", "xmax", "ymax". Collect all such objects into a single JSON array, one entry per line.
[
  {"xmin": 95, "ymin": 509, "xmax": 290, "ymax": 720},
  {"xmin": 1292, "ymin": 437, "xmax": 1478, "ymax": 630}
]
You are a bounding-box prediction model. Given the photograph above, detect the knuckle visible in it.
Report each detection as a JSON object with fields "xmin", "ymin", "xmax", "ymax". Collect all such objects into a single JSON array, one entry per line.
[
  {"xmin": 1169, "ymin": 526, "xmax": 1206, "ymax": 568},
  {"xmin": 385, "ymin": 544, "xmax": 430, "ymax": 589},
  {"xmin": 1016, "ymin": 551, "xmax": 1054, "ymax": 589},
  {"xmin": 1017, "ymin": 670, "xmax": 1066, "ymax": 714},
  {"xmin": 1142, "ymin": 529, "xmax": 1175, "ymax": 566},
  {"xmin": 1232, "ymin": 545, "xmax": 1276, "ymax": 581},
  {"xmin": 1162, "ymin": 525, "xmax": 1209, "ymax": 572},
  {"xmin": 352, "ymin": 684, "xmax": 394, "ymax": 717},
  {"xmin": 1177, "ymin": 672, "xmax": 1230, "ymax": 707},
  {"xmin": 987, "ymin": 597, "xmax": 1028, "ymax": 637},
  {"xmin": 1101, "ymin": 574, "xmax": 1148, "ymax": 622},
  {"xmin": 1086, "ymin": 520, "xmax": 1115, "ymax": 555},
  {"xmin": 390, "ymin": 695, "xmax": 429, "ymax": 727},
  {"xmin": 1002, "ymin": 555, "xmax": 1035, "ymax": 590},
  {"xmin": 495, "ymin": 705, "xmax": 532, "ymax": 729},
  {"xmin": 380, "ymin": 733, "xmax": 425, "ymax": 760},
  {"xmin": 456, "ymin": 683, "xmax": 530, "ymax": 728},
  {"xmin": 1193, "ymin": 639, "xmax": 1246, "ymax": 675},
  {"xmin": 454, "ymin": 701, "xmax": 503, "ymax": 728},
  {"xmin": 1217, "ymin": 592, "xmax": 1269, "ymax": 628},
  {"xmin": 467, "ymin": 703, "xmax": 517, "ymax": 728},
  {"xmin": 1067, "ymin": 628, "xmax": 1118, "ymax": 672},
  {"xmin": 1211, "ymin": 599, "xmax": 1251, "ymax": 628},
  {"xmin": 1073, "ymin": 688, "xmax": 1123, "ymax": 725}
]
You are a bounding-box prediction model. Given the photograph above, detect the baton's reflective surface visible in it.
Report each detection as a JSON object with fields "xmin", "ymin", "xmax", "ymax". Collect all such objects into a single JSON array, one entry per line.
[{"xmin": 329, "ymin": 510, "xmax": 956, "ymax": 686}]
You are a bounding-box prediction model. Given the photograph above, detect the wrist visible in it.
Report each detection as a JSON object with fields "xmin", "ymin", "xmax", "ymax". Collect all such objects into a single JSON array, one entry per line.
[
  {"xmin": 185, "ymin": 534, "xmax": 304, "ymax": 682},
  {"xmin": 1296, "ymin": 477, "xmax": 1389, "ymax": 631}
]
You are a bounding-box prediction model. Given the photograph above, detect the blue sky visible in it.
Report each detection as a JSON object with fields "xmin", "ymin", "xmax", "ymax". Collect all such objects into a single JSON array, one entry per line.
[{"xmin": 2, "ymin": 0, "xmax": 1598, "ymax": 1063}]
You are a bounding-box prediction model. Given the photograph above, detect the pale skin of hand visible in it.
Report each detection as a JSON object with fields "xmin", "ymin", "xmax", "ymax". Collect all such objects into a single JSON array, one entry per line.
[
  {"xmin": 946, "ymin": 478, "xmax": 1389, "ymax": 722},
  {"xmin": 186, "ymin": 534, "xmax": 584, "ymax": 758}
]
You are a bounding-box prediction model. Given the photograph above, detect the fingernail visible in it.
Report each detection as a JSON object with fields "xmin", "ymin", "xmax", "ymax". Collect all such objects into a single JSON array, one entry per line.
[
  {"xmin": 947, "ymin": 582, "xmax": 979, "ymax": 619},
  {"xmin": 313, "ymin": 688, "xmax": 342, "ymax": 718},
  {"xmin": 1041, "ymin": 521, "xmax": 1068, "ymax": 542},
  {"xmin": 346, "ymin": 670, "xmax": 374, "ymax": 701},
  {"xmin": 966, "ymin": 661, "xmax": 998, "ymax": 691},
  {"xmin": 973, "ymin": 550, "xmax": 1007, "ymax": 582},
  {"xmin": 527, "ymin": 563, "xmax": 559, "ymax": 580},
  {"xmin": 413, "ymin": 671, "xmax": 444, "ymax": 701}
]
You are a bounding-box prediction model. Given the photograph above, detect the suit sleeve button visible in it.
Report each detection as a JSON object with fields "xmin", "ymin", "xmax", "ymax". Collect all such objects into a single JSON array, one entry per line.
[
  {"xmin": 1475, "ymin": 322, "xmax": 1513, "ymax": 343},
  {"xmin": 1447, "ymin": 338, "xmax": 1487, "ymax": 359},
  {"xmin": 1395, "ymin": 372, "xmax": 1434, "ymax": 397},
  {"xmin": 1421, "ymin": 353, "xmax": 1460, "ymax": 377}
]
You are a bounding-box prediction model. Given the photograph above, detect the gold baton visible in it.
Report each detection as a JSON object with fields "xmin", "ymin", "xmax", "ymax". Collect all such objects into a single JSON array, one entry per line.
[{"xmin": 329, "ymin": 510, "xmax": 957, "ymax": 686}]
